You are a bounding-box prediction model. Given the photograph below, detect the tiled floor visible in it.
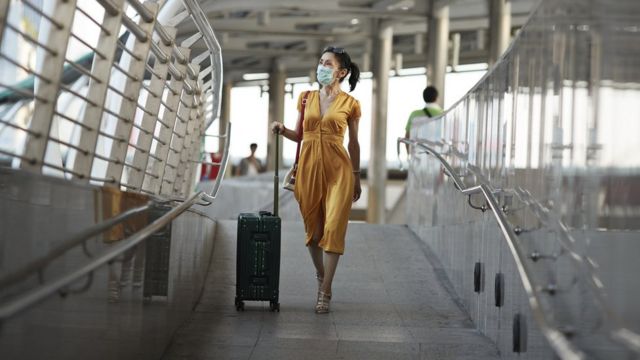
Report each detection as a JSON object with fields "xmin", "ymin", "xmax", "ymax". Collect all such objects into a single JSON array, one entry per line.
[{"xmin": 162, "ymin": 221, "xmax": 500, "ymax": 360}]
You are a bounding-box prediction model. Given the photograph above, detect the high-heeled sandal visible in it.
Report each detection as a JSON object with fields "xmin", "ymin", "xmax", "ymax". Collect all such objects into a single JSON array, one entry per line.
[{"xmin": 315, "ymin": 291, "xmax": 331, "ymax": 314}]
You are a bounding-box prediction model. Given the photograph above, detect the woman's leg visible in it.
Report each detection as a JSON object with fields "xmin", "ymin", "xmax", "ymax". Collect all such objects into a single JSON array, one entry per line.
[
  {"xmin": 308, "ymin": 216, "xmax": 325, "ymax": 280},
  {"xmin": 320, "ymin": 252, "xmax": 340, "ymax": 295}
]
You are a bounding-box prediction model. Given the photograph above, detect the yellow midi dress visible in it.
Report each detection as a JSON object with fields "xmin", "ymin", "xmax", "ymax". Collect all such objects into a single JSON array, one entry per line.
[{"xmin": 293, "ymin": 90, "xmax": 361, "ymax": 254}]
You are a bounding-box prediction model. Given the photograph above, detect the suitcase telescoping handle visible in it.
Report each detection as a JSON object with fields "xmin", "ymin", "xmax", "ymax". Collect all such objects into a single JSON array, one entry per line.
[{"xmin": 273, "ymin": 133, "xmax": 279, "ymax": 216}]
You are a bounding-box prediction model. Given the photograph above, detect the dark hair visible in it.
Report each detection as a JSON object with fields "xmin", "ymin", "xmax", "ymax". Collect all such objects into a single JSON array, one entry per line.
[
  {"xmin": 423, "ymin": 86, "xmax": 439, "ymax": 103},
  {"xmin": 250, "ymin": 143, "xmax": 257, "ymax": 149},
  {"xmin": 322, "ymin": 46, "xmax": 360, "ymax": 92}
]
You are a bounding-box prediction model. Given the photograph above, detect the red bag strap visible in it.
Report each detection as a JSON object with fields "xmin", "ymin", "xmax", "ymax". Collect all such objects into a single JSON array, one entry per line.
[{"xmin": 293, "ymin": 91, "xmax": 310, "ymax": 166}]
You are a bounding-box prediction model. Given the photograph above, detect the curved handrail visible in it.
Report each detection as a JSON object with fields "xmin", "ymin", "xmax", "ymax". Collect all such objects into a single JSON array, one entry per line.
[
  {"xmin": 182, "ymin": 0, "xmax": 223, "ymax": 128},
  {"xmin": 512, "ymin": 187, "xmax": 640, "ymax": 354},
  {"xmin": 462, "ymin": 163, "xmax": 640, "ymax": 354},
  {"xmin": 0, "ymin": 190, "xmax": 208, "ymax": 321},
  {"xmin": 0, "ymin": 0, "xmax": 229, "ymax": 321},
  {"xmin": 208, "ymin": 122, "xmax": 231, "ymax": 200},
  {"xmin": 0, "ymin": 124, "xmax": 230, "ymax": 318},
  {"xmin": 399, "ymin": 137, "xmax": 585, "ymax": 359},
  {"xmin": 400, "ymin": 137, "xmax": 640, "ymax": 357}
]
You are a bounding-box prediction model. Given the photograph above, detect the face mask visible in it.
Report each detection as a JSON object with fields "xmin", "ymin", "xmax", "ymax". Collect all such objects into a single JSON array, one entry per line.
[{"xmin": 316, "ymin": 64, "xmax": 334, "ymax": 86}]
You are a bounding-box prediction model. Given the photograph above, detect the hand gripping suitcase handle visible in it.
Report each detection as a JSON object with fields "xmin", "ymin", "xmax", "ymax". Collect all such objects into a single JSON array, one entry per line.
[{"xmin": 273, "ymin": 133, "xmax": 279, "ymax": 216}]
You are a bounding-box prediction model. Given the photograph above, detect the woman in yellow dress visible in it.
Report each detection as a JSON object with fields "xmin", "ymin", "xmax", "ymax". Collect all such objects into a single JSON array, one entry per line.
[{"xmin": 271, "ymin": 46, "xmax": 362, "ymax": 313}]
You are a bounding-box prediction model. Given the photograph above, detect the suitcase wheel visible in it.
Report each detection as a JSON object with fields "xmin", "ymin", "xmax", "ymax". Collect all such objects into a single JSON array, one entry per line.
[
  {"xmin": 235, "ymin": 298, "xmax": 245, "ymax": 311},
  {"xmin": 269, "ymin": 302, "xmax": 280, "ymax": 312}
]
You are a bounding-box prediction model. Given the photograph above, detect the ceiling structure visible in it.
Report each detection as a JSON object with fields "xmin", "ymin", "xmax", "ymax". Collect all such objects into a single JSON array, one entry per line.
[{"xmin": 176, "ymin": 0, "xmax": 538, "ymax": 82}]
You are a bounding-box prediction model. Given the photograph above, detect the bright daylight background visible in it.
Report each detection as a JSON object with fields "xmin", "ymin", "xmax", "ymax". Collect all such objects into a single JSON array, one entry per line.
[{"xmin": 206, "ymin": 66, "xmax": 487, "ymax": 168}]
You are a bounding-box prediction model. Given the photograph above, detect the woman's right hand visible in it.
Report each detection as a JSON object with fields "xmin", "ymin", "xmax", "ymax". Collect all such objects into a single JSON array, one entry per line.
[{"xmin": 271, "ymin": 121, "xmax": 284, "ymax": 135}]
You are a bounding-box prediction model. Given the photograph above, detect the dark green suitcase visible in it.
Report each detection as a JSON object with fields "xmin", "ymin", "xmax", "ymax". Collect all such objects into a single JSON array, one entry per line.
[
  {"xmin": 235, "ymin": 212, "xmax": 281, "ymax": 311},
  {"xmin": 235, "ymin": 135, "xmax": 282, "ymax": 312}
]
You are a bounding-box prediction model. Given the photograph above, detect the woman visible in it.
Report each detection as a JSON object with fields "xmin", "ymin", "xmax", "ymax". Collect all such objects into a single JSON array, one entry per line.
[{"xmin": 271, "ymin": 46, "xmax": 361, "ymax": 314}]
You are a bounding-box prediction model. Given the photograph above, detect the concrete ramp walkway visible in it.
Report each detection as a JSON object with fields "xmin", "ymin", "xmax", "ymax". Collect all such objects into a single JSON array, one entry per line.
[{"xmin": 162, "ymin": 221, "xmax": 500, "ymax": 360}]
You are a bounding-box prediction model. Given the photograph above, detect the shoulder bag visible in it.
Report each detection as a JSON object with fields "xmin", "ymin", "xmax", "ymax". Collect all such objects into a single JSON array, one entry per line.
[{"xmin": 282, "ymin": 91, "xmax": 310, "ymax": 191}]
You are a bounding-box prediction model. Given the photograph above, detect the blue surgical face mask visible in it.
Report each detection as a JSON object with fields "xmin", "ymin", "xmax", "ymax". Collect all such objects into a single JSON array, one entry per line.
[{"xmin": 316, "ymin": 64, "xmax": 334, "ymax": 86}]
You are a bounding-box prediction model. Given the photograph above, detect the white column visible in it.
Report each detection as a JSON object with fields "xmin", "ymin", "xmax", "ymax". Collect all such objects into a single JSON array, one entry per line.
[
  {"xmin": 489, "ymin": 0, "xmax": 512, "ymax": 65},
  {"xmin": 367, "ymin": 21, "xmax": 393, "ymax": 224},
  {"xmin": 267, "ymin": 61, "xmax": 285, "ymax": 171},
  {"xmin": 426, "ymin": 0, "xmax": 449, "ymax": 108},
  {"xmin": 451, "ymin": 32, "xmax": 461, "ymax": 71}
]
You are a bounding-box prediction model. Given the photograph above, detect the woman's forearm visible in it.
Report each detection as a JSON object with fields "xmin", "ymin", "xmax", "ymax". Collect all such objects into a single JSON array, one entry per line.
[
  {"xmin": 281, "ymin": 126, "xmax": 301, "ymax": 142},
  {"xmin": 348, "ymin": 141, "xmax": 360, "ymax": 171}
]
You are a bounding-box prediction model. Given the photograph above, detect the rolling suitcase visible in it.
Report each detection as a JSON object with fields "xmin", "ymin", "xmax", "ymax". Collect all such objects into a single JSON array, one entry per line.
[{"xmin": 235, "ymin": 135, "xmax": 282, "ymax": 312}]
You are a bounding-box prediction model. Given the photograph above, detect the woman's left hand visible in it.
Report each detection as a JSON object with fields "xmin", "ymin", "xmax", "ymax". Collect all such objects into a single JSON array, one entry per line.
[{"xmin": 352, "ymin": 177, "xmax": 362, "ymax": 202}]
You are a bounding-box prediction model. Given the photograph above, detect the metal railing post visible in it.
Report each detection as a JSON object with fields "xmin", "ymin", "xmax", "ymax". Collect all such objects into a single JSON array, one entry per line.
[
  {"xmin": 104, "ymin": 2, "xmax": 158, "ymax": 185},
  {"xmin": 21, "ymin": 0, "xmax": 78, "ymax": 173},
  {"xmin": 179, "ymin": 92, "xmax": 205, "ymax": 196},
  {"xmin": 0, "ymin": 2, "xmax": 10, "ymax": 49},
  {"xmin": 173, "ymin": 66, "xmax": 201, "ymax": 196},
  {"xmin": 128, "ymin": 27, "xmax": 178, "ymax": 191},
  {"xmin": 145, "ymin": 47, "xmax": 190, "ymax": 194},
  {"xmin": 160, "ymin": 66, "xmax": 195, "ymax": 195},
  {"xmin": 72, "ymin": 0, "xmax": 126, "ymax": 180}
]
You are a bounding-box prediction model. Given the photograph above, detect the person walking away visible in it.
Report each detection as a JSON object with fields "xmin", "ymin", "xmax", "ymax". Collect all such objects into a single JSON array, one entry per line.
[{"xmin": 404, "ymin": 86, "xmax": 443, "ymax": 152}]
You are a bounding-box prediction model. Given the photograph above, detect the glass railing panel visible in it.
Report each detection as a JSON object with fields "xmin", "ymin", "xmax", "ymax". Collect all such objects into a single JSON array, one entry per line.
[{"xmin": 406, "ymin": 0, "xmax": 640, "ymax": 357}]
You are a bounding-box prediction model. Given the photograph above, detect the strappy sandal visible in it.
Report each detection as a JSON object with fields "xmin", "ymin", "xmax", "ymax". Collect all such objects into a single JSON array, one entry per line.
[{"xmin": 315, "ymin": 291, "xmax": 332, "ymax": 314}]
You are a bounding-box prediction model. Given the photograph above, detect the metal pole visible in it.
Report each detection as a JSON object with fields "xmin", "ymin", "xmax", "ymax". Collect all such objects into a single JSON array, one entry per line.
[
  {"xmin": 274, "ymin": 133, "xmax": 279, "ymax": 216},
  {"xmin": 367, "ymin": 20, "xmax": 393, "ymax": 224}
]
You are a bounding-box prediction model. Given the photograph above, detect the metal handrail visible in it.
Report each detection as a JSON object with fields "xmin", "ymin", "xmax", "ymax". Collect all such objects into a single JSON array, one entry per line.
[
  {"xmin": 0, "ymin": 190, "xmax": 206, "ymax": 321},
  {"xmin": 0, "ymin": 122, "xmax": 234, "ymax": 308},
  {"xmin": 399, "ymin": 137, "xmax": 585, "ymax": 359},
  {"xmin": 0, "ymin": 0, "xmax": 229, "ymax": 321},
  {"xmin": 208, "ymin": 122, "xmax": 231, "ymax": 199},
  {"xmin": 512, "ymin": 187, "xmax": 640, "ymax": 354},
  {"xmin": 461, "ymin": 164, "xmax": 640, "ymax": 354},
  {"xmin": 400, "ymin": 136, "xmax": 640, "ymax": 357},
  {"xmin": 0, "ymin": 202, "xmax": 152, "ymax": 290}
]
